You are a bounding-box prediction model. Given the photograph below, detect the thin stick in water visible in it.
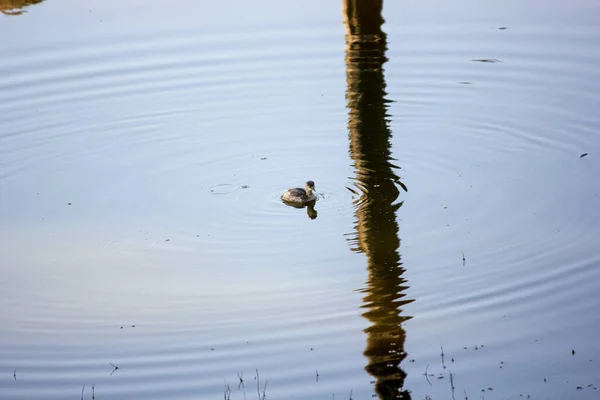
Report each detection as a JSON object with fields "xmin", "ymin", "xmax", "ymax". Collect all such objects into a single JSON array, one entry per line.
[
  {"xmin": 424, "ymin": 364, "xmax": 432, "ymax": 386},
  {"xmin": 109, "ymin": 362, "xmax": 120, "ymax": 376},
  {"xmin": 262, "ymin": 379, "xmax": 268, "ymax": 400},
  {"xmin": 256, "ymin": 369, "xmax": 260, "ymax": 400},
  {"xmin": 223, "ymin": 382, "xmax": 231, "ymax": 400},
  {"xmin": 81, "ymin": 384, "xmax": 85, "ymax": 400},
  {"xmin": 441, "ymin": 346, "xmax": 446, "ymax": 369}
]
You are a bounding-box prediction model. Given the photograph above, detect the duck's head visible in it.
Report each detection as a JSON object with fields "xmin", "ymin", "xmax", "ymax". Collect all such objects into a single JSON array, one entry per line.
[{"xmin": 305, "ymin": 180, "xmax": 315, "ymax": 192}]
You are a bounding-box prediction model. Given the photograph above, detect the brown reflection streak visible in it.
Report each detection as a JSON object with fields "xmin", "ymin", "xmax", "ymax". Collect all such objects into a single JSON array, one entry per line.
[
  {"xmin": 343, "ymin": 1, "xmax": 413, "ymax": 399},
  {"xmin": 0, "ymin": 0, "xmax": 44, "ymax": 15}
]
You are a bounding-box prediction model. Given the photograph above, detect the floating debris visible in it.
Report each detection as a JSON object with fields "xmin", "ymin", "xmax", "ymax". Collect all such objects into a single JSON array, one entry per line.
[
  {"xmin": 499, "ymin": 26, "xmax": 508, "ymax": 30},
  {"xmin": 580, "ymin": 153, "xmax": 588, "ymax": 158},
  {"xmin": 260, "ymin": 157, "xmax": 267, "ymax": 160},
  {"xmin": 459, "ymin": 81, "xmax": 472, "ymax": 84},
  {"xmin": 472, "ymin": 59, "xmax": 500, "ymax": 63},
  {"xmin": 109, "ymin": 362, "xmax": 119, "ymax": 376}
]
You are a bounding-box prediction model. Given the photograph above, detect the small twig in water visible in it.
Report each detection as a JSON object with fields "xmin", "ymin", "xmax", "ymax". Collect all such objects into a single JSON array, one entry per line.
[
  {"xmin": 349, "ymin": 388, "xmax": 353, "ymax": 399},
  {"xmin": 441, "ymin": 346, "xmax": 446, "ymax": 369},
  {"xmin": 256, "ymin": 369, "xmax": 260, "ymax": 400},
  {"xmin": 224, "ymin": 382, "xmax": 231, "ymax": 400},
  {"xmin": 464, "ymin": 389, "xmax": 469, "ymax": 399},
  {"xmin": 237, "ymin": 372, "xmax": 244, "ymax": 389},
  {"xmin": 81, "ymin": 384, "xmax": 85, "ymax": 400},
  {"xmin": 316, "ymin": 369, "xmax": 319, "ymax": 382},
  {"xmin": 262, "ymin": 380, "xmax": 268, "ymax": 400},
  {"xmin": 424, "ymin": 364, "xmax": 432, "ymax": 386},
  {"xmin": 13, "ymin": 370, "xmax": 16, "ymax": 380},
  {"xmin": 462, "ymin": 252, "xmax": 466, "ymax": 266},
  {"xmin": 92, "ymin": 384, "xmax": 95, "ymax": 400},
  {"xmin": 109, "ymin": 362, "xmax": 119, "ymax": 376},
  {"xmin": 450, "ymin": 371, "xmax": 456, "ymax": 400}
]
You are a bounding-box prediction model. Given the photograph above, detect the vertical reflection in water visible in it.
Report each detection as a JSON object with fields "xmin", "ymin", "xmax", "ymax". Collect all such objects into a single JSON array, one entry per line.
[{"xmin": 343, "ymin": 1, "xmax": 413, "ymax": 399}]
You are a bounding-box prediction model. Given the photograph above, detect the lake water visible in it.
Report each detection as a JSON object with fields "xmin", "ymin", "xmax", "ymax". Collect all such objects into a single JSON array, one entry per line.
[{"xmin": 1, "ymin": 0, "xmax": 600, "ymax": 399}]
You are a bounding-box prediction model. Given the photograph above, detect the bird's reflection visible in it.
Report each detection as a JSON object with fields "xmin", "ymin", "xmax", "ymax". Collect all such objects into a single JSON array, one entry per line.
[
  {"xmin": 343, "ymin": 0, "xmax": 413, "ymax": 398},
  {"xmin": 1, "ymin": 0, "xmax": 45, "ymax": 15},
  {"xmin": 282, "ymin": 199, "xmax": 318, "ymax": 219}
]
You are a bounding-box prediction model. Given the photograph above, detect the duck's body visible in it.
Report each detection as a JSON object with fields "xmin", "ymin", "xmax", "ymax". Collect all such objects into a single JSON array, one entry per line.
[{"xmin": 281, "ymin": 181, "xmax": 316, "ymax": 204}]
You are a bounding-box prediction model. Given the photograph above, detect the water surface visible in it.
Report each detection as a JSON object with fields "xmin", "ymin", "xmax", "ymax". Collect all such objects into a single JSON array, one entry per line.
[{"xmin": 1, "ymin": 0, "xmax": 600, "ymax": 399}]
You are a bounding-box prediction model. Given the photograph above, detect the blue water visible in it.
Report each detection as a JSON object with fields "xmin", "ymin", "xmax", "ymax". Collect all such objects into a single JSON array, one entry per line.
[{"xmin": 1, "ymin": 0, "xmax": 600, "ymax": 399}]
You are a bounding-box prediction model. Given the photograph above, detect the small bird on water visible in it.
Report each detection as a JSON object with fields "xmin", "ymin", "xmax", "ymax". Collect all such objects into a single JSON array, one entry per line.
[{"xmin": 281, "ymin": 180, "xmax": 316, "ymax": 204}]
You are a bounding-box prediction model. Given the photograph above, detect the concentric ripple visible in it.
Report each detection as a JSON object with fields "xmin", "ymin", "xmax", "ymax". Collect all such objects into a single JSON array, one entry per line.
[{"xmin": 2, "ymin": 1, "xmax": 600, "ymax": 400}]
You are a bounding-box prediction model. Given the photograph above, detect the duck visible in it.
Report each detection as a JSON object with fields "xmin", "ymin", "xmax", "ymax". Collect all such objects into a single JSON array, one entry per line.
[{"xmin": 281, "ymin": 180, "xmax": 317, "ymax": 204}]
